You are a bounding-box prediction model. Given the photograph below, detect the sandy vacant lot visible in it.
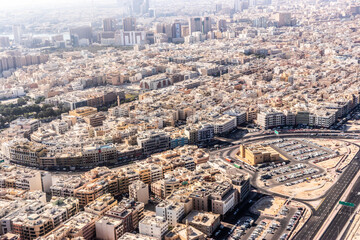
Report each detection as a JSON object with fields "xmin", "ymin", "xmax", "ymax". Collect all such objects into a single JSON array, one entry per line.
[
  {"xmin": 270, "ymin": 179, "xmax": 333, "ymax": 200},
  {"xmin": 311, "ymin": 139, "xmax": 358, "ymax": 172},
  {"xmin": 251, "ymin": 196, "xmax": 286, "ymax": 217}
]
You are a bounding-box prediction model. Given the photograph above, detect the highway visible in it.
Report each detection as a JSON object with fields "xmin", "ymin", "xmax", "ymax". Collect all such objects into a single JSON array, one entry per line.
[
  {"xmin": 293, "ymin": 150, "xmax": 360, "ymax": 240},
  {"xmin": 320, "ymin": 172, "xmax": 360, "ymax": 240}
]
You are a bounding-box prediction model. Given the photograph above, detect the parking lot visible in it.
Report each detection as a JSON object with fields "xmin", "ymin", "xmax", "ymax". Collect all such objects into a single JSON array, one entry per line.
[
  {"xmin": 226, "ymin": 197, "xmax": 306, "ymax": 240},
  {"xmin": 257, "ymin": 138, "xmax": 336, "ymax": 188},
  {"xmin": 271, "ymin": 139, "xmax": 336, "ymax": 163}
]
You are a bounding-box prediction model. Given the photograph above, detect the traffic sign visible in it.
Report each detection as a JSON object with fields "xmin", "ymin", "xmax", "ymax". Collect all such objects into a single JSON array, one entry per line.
[{"xmin": 339, "ymin": 201, "xmax": 355, "ymax": 207}]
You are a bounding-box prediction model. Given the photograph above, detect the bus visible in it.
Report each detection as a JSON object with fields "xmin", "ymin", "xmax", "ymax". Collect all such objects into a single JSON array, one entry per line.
[{"xmin": 234, "ymin": 163, "xmax": 241, "ymax": 169}]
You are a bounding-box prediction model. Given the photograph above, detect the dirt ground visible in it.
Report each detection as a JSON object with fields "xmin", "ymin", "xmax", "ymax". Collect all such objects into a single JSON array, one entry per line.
[
  {"xmin": 345, "ymin": 120, "xmax": 360, "ymax": 131},
  {"xmin": 310, "ymin": 139, "xmax": 358, "ymax": 179},
  {"xmin": 307, "ymin": 199, "xmax": 324, "ymax": 210},
  {"xmin": 251, "ymin": 196, "xmax": 286, "ymax": 217},
  {"xmin": 316, "ymin": 155, "xmax": 343, "ymax": 169},
  {"xmin": 269, "ymin": 179, "xmax": 333, "ymax": 200}
]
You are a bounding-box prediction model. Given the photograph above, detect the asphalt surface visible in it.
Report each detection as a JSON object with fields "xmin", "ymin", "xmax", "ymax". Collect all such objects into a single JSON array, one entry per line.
[
  {"xmin": 293, "ymin": 151, "xmax": 360, "ymax": 240},
  {"xmin": 213, "ymin": 192, "xmax": 299, "ymax": 240},
  {"xmin": 320, "ymin": 174, "xmax": 360, "ymax": 240},
  {"xmin": 214, "ymin": 192, "xmax": 263, "ymax": 240}
]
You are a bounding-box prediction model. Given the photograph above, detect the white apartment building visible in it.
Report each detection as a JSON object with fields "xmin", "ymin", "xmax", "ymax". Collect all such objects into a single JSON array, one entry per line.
[
  {"xmin": 257, "ymin": 111, "xmax": 286, "ymax": 129},
  {"xmin": 119, "ymin": 233, "xmax": 157, "ymax": 240},
  {"xmin": 114, "ymin": 31, "xmax": 146, "ymax": 46},
  {"xmin": 197, "ymin": 124, "xmax": 214, "ymax": 142},
  {"xmin": 149, "ymin": 165, "xmax": 163, "ymax": 183},
  {"xmin": 108, "ymin": 106, "xmax": 129, "ymax": 118},
  {"xmin": 213, "ymin": 116, "xmax": 237, "ymax": 135},
  {"xmin": 309, "ymin": 111, "xmax": 336, "ymax": 128},
  {"xmin": 156, "ymin": 201, "xmax": 185, "ymax": 227},
  {"xmin": 224, "ymin": 110, "xmax": 247, "ymax": 126},
  {"xmin": 52, "ymin": 121, "xmax": 69, "ymax": 134},
  {"xmin": 14, "ymin": 171, "xmax": 49, "ymax": 192},
  {"xmin": 139, "ymin": 215, "xmax": 168, "ymax": 239}
]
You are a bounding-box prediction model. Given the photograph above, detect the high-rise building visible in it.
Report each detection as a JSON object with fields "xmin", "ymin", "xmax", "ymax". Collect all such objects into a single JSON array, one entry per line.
[
  {"xmin": 149, "ymin": 8, "xmax": 156, "ymax": 18},
  {"xmin": 273, "ymin": 12, "xmax": 292, "ymax": 27},
  {"xmin": 131, "ymin": 0, "xmax": 142, "ymax": 15},
  {"xmin": 103, "ymin": 18, "xmax": 116, "ymax": 32},
  {"xmin": 189, "ymin": 18, "xmax": 202, "ymax": 34},
  {"xmin": 217, "ymin": 19, "xmax": 227, "ymax": 32},
  {"xmin": 12, "ymin": 25, "xmax": 22, "ymax": 44},
  {"xmin": 202, "ymin": 17, "xmax": 211, "ymax": 34},
  {"xmin": 0, "ymin": 37, "xmax": 10, "ymax": 48},
  {"xmin": 140, "ymin": 0, "xmax": 149, "ymax": 15},
  {"xmin": 189, "ymin": 17, "xmax": 211, "ymax": 34},
  {"xmin": 181, "ymin": 26, "xmax": 189, "ymax": 37},
  {"xmin": 172, "ymin": 22, "xmax": 182, "ymax": 39},
  {"xmin": 234, "ymin": 0, "xmax": 249, "ymax": 12},
  {"xmin": 131, "ymin": 0, "xmax": 149, "ymax": 15},
  {"xmin": 123, "ymin": 17, "xmax": 136, "ymax": 31},
  {"xmin": 70, "ymin": 26, "xmax": 93, "ymax": 47},
  {"xmin": 350, "ymin": 5, "xmax": 360, "ymax": 15},
  {"xmin": 155, "ymin": 23, "xmax": 165, "ymax": 34}
]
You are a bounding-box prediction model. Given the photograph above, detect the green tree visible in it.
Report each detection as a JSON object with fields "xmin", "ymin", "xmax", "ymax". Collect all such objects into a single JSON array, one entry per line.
[
  {"xmin": 17, "ymin": 98, "xmax": 27, "ymax": 106},
  {"xmin": 35, "ymin": 96, "xmax": 45, "ymax": 104}
]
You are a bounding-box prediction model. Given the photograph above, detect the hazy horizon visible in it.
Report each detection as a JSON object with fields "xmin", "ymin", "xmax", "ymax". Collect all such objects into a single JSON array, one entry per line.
[{"xmin": 0, "ymin": 0, "xmax": 120, "ymax": 10}]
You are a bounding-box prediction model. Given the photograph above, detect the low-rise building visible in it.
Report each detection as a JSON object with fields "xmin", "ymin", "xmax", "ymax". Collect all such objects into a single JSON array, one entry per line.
[
  {"xmin": 38, "ymin": 211, "xmax": 98, "ymax": 240},
  {"xmin": 156, "ymin": 201, "xmax": 185, "ymax": 227},
  {"xmin": 182, "ymin": 211, "xmax": 220, "ymax": 236},
  {"xmin": 129, "ymin": 180, "xmax": 149, "ymax": 204},
  {"xmin": 84, "ymin": 112, "xmax": 107, "ymax": 127},
  {"xmin": 84, "ymin": 194, "xmax": 117, "ymax": 216},
  {"xmin": 95, "ymin": 216, "xmax": 124, "ymax": 240},
  {"xmin": 118, "ymin": 232, "xmax": 157, "ymax": 240},
  {"xmin": 105, "ymin": 198, "xmax": 144, "ymax": 233},
  {"xmin": 164, "ymin": 223, "xmax": 206, "ymax": 240},
  {"xmin": 137, "ymin": 131, "xmax": 170, "ymax": 155},
  {"xmin": 139, "ymin": 215, "xmax": 168, "ymax": 239},
  {"xmin": 239, "ymin": 144, "xmax": 280, "ymax": 165},
  {"xmin": 69, "ymin": 106, "xmax": 98, "ymax": 118},
  {"xmin": 257, "ymin": 111, "xmax": 286, "ymax": 129}
]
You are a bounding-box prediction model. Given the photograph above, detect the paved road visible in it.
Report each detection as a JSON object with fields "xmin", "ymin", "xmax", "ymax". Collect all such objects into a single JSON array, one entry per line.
[
  {"xmin": 293, "ymin": 151, "xmax": 360, "ymax": 240},
  {"xmin": 320, "ymin": 175, "xmax": 360, "ymax": 240}
]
